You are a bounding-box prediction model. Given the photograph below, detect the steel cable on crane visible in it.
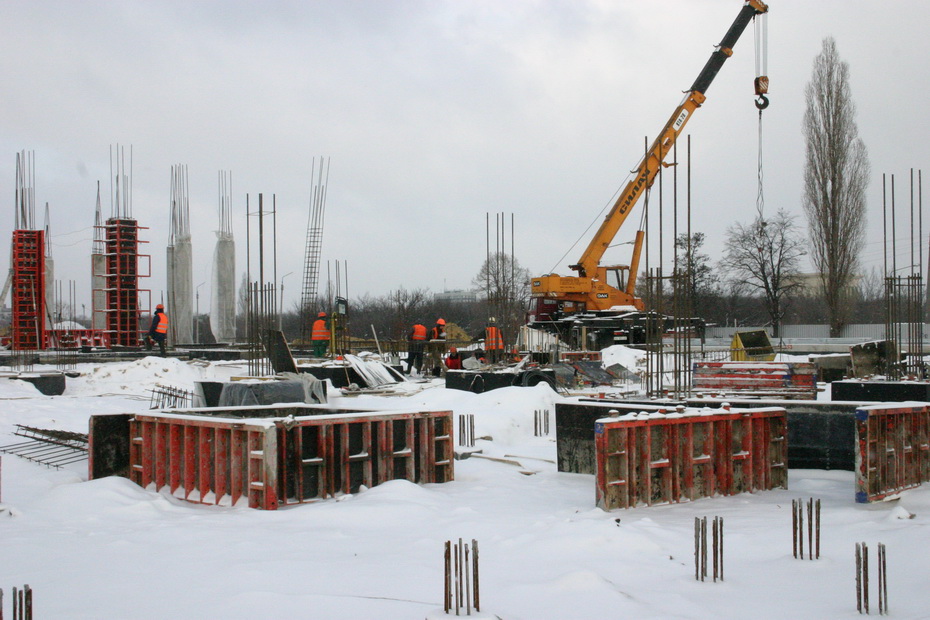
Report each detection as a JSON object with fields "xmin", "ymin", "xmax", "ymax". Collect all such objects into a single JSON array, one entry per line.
[{"xmin": 754, "ymin": 10, "xmax": 769, "ymax": 220}]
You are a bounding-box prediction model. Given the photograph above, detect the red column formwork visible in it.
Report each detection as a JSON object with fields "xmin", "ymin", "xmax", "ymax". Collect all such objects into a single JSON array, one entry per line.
[
  {"xmin": 10, "ymin": 230, "xmax": 46, "ymax": 350},
  {"xmin": 855, "ymin": 404, "xmax": 930, "ymax": 503},
  {"xmin": 595, "ymin": 407, "xmax": 787, "ymax": 510},
  {"xmin": 97, "ymin": 218, "xmax": 150, "ymax": 347},
  {"xmin": 123, "ymin": 409, "xmax": 454, "ymax": 509}
]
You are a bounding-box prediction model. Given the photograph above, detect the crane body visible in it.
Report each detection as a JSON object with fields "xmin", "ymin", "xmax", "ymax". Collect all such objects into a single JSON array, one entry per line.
[{"xmin": 529, "ymin": 1, "xmax": 768, "ymax": 334}]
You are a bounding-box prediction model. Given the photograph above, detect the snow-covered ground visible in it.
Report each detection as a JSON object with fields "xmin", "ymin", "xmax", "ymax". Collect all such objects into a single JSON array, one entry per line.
[{"xmin": 0, "ymin": 355, "xmax": 928, "ymax": 619}]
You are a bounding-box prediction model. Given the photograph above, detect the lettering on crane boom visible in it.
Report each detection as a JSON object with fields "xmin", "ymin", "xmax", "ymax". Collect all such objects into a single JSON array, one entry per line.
[
  {"xmin": 596, "ymin": 293, "xmax": 609, "ymax": 298},
  {"xmin": 673, "ymin": 109, "xmax": 689, "ymax": 131}
]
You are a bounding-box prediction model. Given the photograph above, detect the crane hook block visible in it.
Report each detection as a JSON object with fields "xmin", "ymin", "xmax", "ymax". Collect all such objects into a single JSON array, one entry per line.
[{"xmin": 755, "ymin": 94, "xmax": 769, "ymax": 110}]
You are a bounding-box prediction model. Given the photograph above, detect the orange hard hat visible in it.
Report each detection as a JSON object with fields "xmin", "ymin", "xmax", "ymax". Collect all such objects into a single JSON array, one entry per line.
[
  {"xmin": 437, "ymin": 318, "xmax": 446, "ymax": 325},
  {"xmin": 318, "ymin": 311, "xmax": 326, "ymax": 317},
  {"xmin": 156, "ymin": 303, "xmax": 164, "ymax": 310},
  {"xmin": 450, "ymin": 347, "xmax": 457, "ymax": 353}
]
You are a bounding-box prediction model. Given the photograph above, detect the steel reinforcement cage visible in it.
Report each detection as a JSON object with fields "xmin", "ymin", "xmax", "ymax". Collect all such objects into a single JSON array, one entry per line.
[
  {"xmin": 855, "ymin": 403, "xmax": 930, "ymax": 503},
  {"xmin": 122, "ymin": 407, "xmax": 454, "ymax": 510},
  {"xmin": 595, "ymin": 407, "xmax": 788, "ymax": 510}
]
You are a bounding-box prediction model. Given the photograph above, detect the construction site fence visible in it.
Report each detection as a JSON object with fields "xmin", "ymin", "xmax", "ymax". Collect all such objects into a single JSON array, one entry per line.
[
  {"xmin": 706, "ymin": 324, "xmax": 930, "ymax": 341},
  {"xmin": 595, "ymin": 407, "xmax": 788, "ymax": 511},
  {"xmin": 855, "ymin": 404, "xmax": 930, "ymax": 503},
  {"xmin": 122, "ymin": 409, "xmax": 454, "ymax": 510}
]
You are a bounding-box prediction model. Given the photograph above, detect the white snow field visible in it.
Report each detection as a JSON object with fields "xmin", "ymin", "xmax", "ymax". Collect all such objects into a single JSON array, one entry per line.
[{"xmin": 0, "ymin": 355, "xmax": 928, "ymax": 619}]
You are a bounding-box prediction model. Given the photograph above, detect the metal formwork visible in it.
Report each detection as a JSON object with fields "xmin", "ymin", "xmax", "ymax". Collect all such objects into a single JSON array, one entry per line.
[
  {"xmin": 692, "ymin": 361, "xmax": 817, "ymax": 399},
  {"xmin": 10, "ymin": 230, "xmax": 46, "ymax": 350},
  {"xmin": 595, "ymin": 407, "xmax": 787, "ymax": 510},
  {"xmin": 124, "ymin": 408, "xmax": 453, "ymax": 510},
  {"xmin": 855, "ymin": 404, "xmax": 930, "ymax": 503},
  {"xmin": 96, "ymin": 217, "xmax": 150, "ymax": 347}
]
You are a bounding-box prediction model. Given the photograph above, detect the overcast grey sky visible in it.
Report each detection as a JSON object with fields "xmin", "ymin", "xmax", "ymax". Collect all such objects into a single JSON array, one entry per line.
[{"xmin": 2, "ymin": 1, "xmax": 928, "ymax": 315}]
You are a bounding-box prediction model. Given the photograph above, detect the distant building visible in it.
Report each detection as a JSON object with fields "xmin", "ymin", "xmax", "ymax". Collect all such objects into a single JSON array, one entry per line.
[
  {"xmin": 792, "ymin": 273, "xmax": 862, "ymax": 296},
  {"xmin": 434, "ymin": 289, "xmax": 478, "ymax": 303}
]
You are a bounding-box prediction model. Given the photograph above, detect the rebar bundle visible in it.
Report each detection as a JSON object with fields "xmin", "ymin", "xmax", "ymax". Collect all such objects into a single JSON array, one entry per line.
[
  {"xmin": 792, "ymin": 497, "xmax": 821, "ymax": 560},
  {"xmin": 2, "ymin": 584, "xmax": 34, "ymax": 620},
  {"xmin": 444, "ymin": 538, "xmax": 480, "ymax": 615},
  {"xmin": 300, "ymin": 157, "xmax": 330, "ymax": 342},
  {"xmin": 149, "ymin": 384, "xmax": 193, "ymax": 410},
  {"xmin": 856, "ymin": 542, "xmax": 889, "ymax": 615},
  {"xmin": 534, "ymin": 409, "xmax": 550, "ymax": 437},
  {"xmin": 694, "ymin": 515, "xmax": 723, "ymax": 582},
  {"xmin": 458, "ymin": 414, "xmax": 475, "ymax": 448}
]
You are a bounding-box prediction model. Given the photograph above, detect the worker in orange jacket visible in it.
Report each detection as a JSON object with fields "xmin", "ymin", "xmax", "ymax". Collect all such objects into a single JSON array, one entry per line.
[
  {"xmin": 484, "ymin": 317, "xmax": 504, "ymax": 363},
  {"xmin": 147, "ymin": 303, "xmax": 169, "ymax": 357},
  {"xmin": 311, "ymin": 311, "xmax": 331, "ymax": 357},
  {"xmin": 406, "ymin": 322, "xmax": 427, "ymax": 374}
]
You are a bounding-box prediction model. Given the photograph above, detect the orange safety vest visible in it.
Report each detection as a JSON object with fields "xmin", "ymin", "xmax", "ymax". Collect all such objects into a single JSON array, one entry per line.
[
  {"xmin": 485, "ymin": 325, "xmax": 503, "ymax": 350},
  {"xmin": 411, "ymin": 324, "xmax": 427, "ymax": 340},
  {"xmin": 311, "ymin": 319, "xmax": 331, "ymax": 341},
  {"xmin": 155, "ymin": 312, "xmax": 169, "ymax": 334},
  {"xmin": 430, "ymin": 326, "xmax": 445, "ymax": 340}
]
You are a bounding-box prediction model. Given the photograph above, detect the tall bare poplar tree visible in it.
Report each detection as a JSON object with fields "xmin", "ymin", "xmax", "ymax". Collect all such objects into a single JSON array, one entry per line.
[{"xmin": 802, "ymin": 37, "xmax": 870, "ymax": 337}]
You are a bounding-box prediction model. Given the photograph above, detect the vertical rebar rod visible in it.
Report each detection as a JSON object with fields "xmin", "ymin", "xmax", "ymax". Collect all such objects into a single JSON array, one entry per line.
[
  {"xmin": 863, "ymin": 541, "xmax": 870, "ymax": 614},
  {"xmin": 856, "ymin": 542, "xmax": 862, "ymax": 613},
  {"xmin": 465, "ymin": 543, "xmax": 471, "ymax": 616},
  {"xmin": 712, "ymin": 515, "xmax": 718, "ymax": 582},
  {"xmin": 798, "ymin": 498, "xmax": 804, "ymax": 559},
  {"xmin": 792, "ymin": 499, "xmax": 798, "ymax": 558},
  {"xmin": 454, "ymin": 540, "xmax": 460, "ymax": 615},
  {"xmin": 473, "ymin": 539, "xmax": 480, "ymax": 612},
  {"xmin": 807, "ymin": 498, "xmax": 813, "ymax": 560},
  {"xmin": 816, "ymin": 499, "xmax": 821, "ymax": 559},
  {"xmin": 444, "ymin": 541, "xmax": 451, "ymax": 613}
]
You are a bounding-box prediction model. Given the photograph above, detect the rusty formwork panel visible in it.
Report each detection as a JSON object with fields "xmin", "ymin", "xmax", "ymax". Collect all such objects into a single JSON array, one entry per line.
[
  {"xmin": 855, "ymin": 404, "xmax": 930, "ymax": 503},
  {"xmin": 595, "ymin": 407, "xmax": 787, "ymax": 510},
  {"xmin": 124, "ymin": 409, "xmax": 454, "ymax": 510},
  {"xmin": 11, "ymin": 230, "xmax": 46, "ymax": 350},
  {"xmin": 97, "ymin": 218, "xmax": 150, "ymax": 348},
  {"xmin": 692, "ymin": 361, "xmax": 817, "ymax": 399}
]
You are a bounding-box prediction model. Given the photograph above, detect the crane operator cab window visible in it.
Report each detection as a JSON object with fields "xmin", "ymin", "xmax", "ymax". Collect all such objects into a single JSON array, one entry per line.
[{"xmin": 606, "ymin": 266, "xmax": 629, "ymax": 291}]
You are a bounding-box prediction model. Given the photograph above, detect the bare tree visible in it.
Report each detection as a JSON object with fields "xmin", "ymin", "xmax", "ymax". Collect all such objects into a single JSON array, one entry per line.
[
  {"xmin": 674, "ymin": 232, "xmax": 720, "ymax": 302},
  {"xmin": 803, "ymin": 37, "xmax": 870, "ymax": 337},
  {"xmin": 722, "ymin": 210, "xmax": 806, "ymax": 337}
]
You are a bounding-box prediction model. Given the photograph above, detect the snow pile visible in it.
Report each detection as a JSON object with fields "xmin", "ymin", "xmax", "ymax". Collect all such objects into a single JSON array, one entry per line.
[{"xmin": 0, "ymin": 355, "xmax": 928, "ymax": 618}]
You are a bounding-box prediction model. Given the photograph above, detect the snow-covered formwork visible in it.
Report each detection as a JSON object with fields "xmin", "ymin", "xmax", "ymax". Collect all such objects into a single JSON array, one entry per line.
[
  {"xmin": 595, "ymin": 406, "xmax": 788, "ymax": 510},
  {"xmin": 211, "ymin": 171, "xmax": 236, "ymax": 343},
  {"xmin": 90, "ymin": 406, "xmax": 454, "ymax": 510},
  {"xmin": 855, "ymin": 403, "xmax": 930, "ymax": 503},
  {"xmin": 166, "ymin": 164, "xmax": 193, "ymax": 344}
]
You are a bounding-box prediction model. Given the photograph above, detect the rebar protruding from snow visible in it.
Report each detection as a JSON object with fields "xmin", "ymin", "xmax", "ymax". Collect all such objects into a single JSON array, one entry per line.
[
  {"xmin": 6, "ymin": 584, "xmax": 33, "ymax": 620},
  {"xmin": 695, "ymin": 516, "xmax": 723, "ymax": 582},
  {"xmin": 877, "ymin": 543, "xmax": 888, "ymax": 615},
  {"xmin": 444, "ymin": 538, "xmax": 480, "ymax": 615},
  {"xmin": 534, "ymin": 409, "xmax": 550, "ymax": 437},
  {"xmin": 792, "ymin": 497, "xmax": 820, "ymax": 560},
  {"xmin": 458, "ymin": 414, "xmax": 475, "ymax": 448}
]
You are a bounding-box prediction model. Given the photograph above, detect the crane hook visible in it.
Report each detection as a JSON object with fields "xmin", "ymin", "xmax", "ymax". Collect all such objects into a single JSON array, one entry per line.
[{"xmin": 755, "ymin": 94, "xmax": 769, "ymax": 110}]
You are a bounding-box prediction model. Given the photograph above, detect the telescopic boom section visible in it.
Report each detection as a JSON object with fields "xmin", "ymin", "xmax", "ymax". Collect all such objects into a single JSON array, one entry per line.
[{"xmin": 570, "ymin": 0, "xmax": 768, "ymax": 285}]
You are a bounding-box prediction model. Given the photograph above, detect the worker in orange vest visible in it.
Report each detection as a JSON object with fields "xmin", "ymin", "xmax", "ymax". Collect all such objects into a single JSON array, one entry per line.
[
  {"xmin": 406, "ymin": 322, "xmax": 427, "ymax": 374},
  {"xmin": 484, "ymin": 317, "xmax": 504, "ymax": 363},
  {"xmin": 311, "ymin": 311, "xmax": 331, "ymax": 357},
  {"xmin": 147, "ymin": 303, "xmax": 169, "ymax": 357}
]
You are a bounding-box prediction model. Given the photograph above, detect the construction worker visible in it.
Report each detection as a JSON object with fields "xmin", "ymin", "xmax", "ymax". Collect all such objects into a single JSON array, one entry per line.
[
  {"xmin": 444, "ymin": 347, "xmax": 463, "ymax": 370},
  {"xmin": 311, "ymin": 311, "xmax": 331, "ymax": 357},
  {"xmin": 147, "ymin": 303, "xmax": 169, "ymax": 357},
  {"xmin": 426, "ymin": 318, "xmax": 447, "ymax": 376},
  {"xmin": 406, "ymin": 321, "xmax": 427, "ymax": 374},
  {"xmin": 484, "ymin": 317, "xmax": 505, "ymax": 363}
]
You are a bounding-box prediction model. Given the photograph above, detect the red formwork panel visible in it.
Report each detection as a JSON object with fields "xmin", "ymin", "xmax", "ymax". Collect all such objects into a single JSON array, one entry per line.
[
  {"xmin": 123, "ymin": 409, "xmax": 453, "ymax": 510},
  {"xmin": 595, "ymin": 407, "xmax": 787, "ymax": 510},
  {"xmin": 855, "ymin": 404, "xmax": 930, "ymax": 503},
  {"xmin": 692, "ymin": 362, "xmax": 817, "ymax": 399},
  {"xmin": 97, "ymin": 218, "xmax": 150, "ymax": 348},
  {"xmin": 10, "ymin": 230, "xmax": 46, "ymax": 350}
]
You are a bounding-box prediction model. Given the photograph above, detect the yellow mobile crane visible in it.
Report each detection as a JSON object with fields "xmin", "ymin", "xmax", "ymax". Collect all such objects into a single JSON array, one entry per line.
[{"xmin": 529, "ymin": 1, "xmax": 769, "ymax": 341}]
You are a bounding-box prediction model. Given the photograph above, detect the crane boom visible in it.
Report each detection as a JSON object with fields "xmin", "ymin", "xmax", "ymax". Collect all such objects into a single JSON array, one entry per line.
[{"xmin": 531, "ymin": 0, "xmax": 768, "ymax": 318}]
